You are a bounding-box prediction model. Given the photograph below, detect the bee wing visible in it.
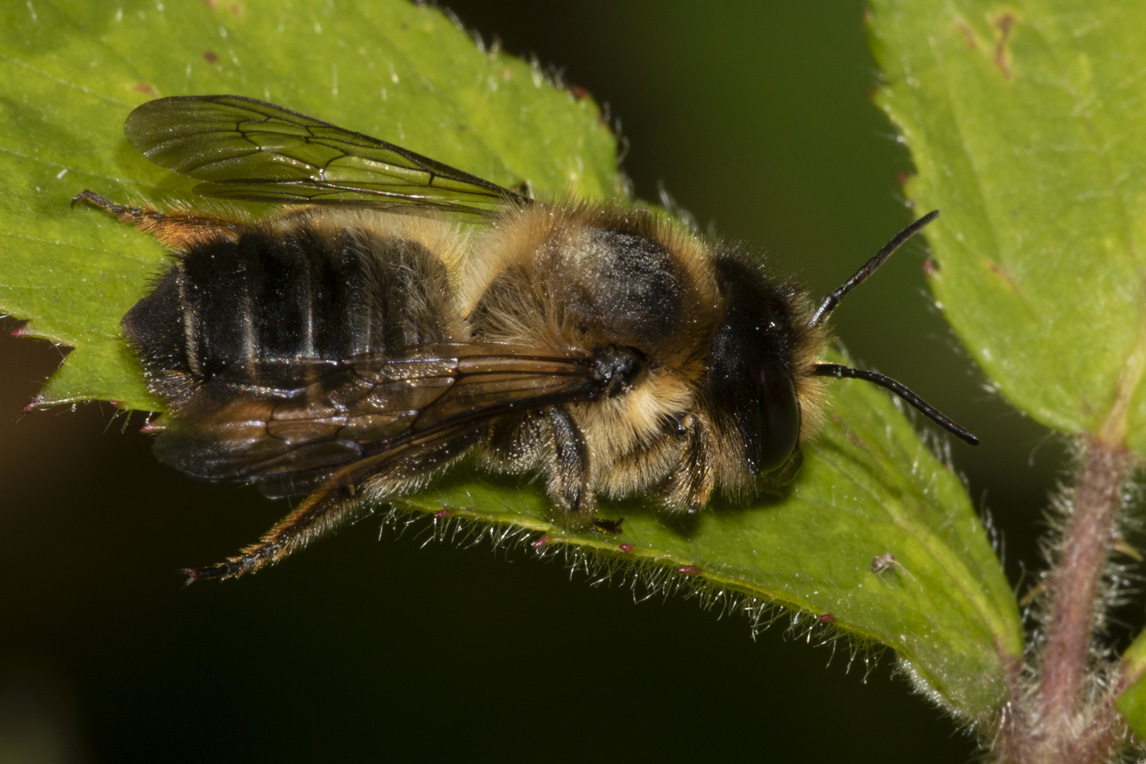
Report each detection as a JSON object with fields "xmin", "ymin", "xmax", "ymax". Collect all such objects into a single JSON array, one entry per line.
[
  {"xmin": 125, "ymin": 95, "xmax": 527, "ymax": 214},
  {"xmin": 151, "ymin": 345, "xmax": 599, "ymax": 499}
]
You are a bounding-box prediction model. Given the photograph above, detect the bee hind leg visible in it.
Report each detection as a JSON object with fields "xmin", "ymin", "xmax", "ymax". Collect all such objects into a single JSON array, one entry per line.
[
  {"xmin": 72, "ymin": 189, "xmax": 241, "ymax": 250},
  {"xmin": 182, "ymin": 484, "xmax": 363, "ymax": 584}
]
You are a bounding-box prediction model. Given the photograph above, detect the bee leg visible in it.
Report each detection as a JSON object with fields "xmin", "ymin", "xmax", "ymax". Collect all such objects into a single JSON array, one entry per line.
[
  {"xmin": 662, "ymin": 413, "xmax": 716, "ymax": 512},
  {"xmin": 181, "ymin": 483, "xmax": 361, "ymax": 583},
  {"xmin": 546, "ymin": 406, "xmax": 594, "ymax": 519},
  {"xmin": 72, "ymin": 189, "xmax": 242, "ymax": 250}
]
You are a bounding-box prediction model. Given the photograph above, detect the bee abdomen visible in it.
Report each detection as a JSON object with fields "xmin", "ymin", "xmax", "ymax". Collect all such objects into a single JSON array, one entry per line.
[{"xmin": 123, "ymin": 223, "xmax": 458, "ymax": 404}]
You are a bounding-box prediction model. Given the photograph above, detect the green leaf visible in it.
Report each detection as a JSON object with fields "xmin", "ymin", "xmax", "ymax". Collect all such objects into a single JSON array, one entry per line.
[
  {"xmin": 0, "ymin": 0, "xmax": 617, "ymax": 407},
  {"xmin": 408, "ymin": 371, "xmax": 1019, "ymax": 716},
  {"xmin": 1118, "ymin": 631, "xmax": 1146, "ymax": 737},
  {"xmin": 0, "ymin": 0, "xmax": 1018, "ymax": 718},
  {"xmin": 870, "ymin": 1, "xmax": 1146, "ymax": 452}
]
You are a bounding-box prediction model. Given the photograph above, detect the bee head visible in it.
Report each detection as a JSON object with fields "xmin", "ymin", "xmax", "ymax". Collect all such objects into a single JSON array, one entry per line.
[
  {"xmin": 706, "ymin": 256, "xmax": 807, "ymax": 478},
  {"xmin": 702, "ymin": 210, "xmax": 978, "ymax": 493}
]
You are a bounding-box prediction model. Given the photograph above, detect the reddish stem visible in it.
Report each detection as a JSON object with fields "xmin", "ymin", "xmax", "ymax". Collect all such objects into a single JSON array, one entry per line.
[{"xmin": 1039, "ymin": 439, "xmax": 1130, "ymax": 721}]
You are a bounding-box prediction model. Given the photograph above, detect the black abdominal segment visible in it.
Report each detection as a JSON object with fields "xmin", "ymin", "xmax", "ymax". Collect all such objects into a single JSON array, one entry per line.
[{"xmin": 123, "ymin": 225, "xmax": 457, "ymax": 403}]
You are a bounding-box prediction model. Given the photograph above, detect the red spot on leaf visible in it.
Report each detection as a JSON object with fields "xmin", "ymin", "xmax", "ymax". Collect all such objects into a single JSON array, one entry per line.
[{"xmin": 993, "ymin": 14, "xmax": 1016, "ymax": 80}]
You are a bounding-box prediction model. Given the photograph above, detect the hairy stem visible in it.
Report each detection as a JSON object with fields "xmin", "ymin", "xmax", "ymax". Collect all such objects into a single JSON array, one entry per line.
[
  {"xmin": 1002, "ymin": 437, "xmax": 1137, "ymax": 763},
  {"xmin": 1039, "ymin": 439, "xmax": 1130, "ymax": 721}
]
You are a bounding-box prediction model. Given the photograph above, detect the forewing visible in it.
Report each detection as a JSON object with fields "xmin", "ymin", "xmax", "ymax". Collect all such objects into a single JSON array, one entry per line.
[
  {"xmin": 125, "ymin": 95, "xmax": 527, "ymax": 214},
  {"xmin": 151, "ymin": 345, "xmax": 600, "ymax": 498}
]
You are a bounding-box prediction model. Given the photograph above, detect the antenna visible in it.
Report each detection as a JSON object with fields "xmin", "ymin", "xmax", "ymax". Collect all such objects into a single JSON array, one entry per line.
[
  {"xmin": 813, "ymin": 363, "xmax": 978, "ymax": 445},
  {"xmin": 808, "ymin": 210, "xmax": 978, "ymax": 446},
  {"xmin": 808, "ymin": 209, "xmax": 940, "ymax": 328}
]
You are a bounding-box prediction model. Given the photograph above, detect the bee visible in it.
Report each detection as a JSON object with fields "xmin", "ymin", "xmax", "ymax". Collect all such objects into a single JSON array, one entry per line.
[{"xmin": 74, "ymin": 95, "xmax": 976, "ymax": 581}]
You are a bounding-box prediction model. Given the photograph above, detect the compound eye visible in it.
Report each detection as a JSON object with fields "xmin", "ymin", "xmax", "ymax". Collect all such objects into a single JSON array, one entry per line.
[{"xmin": 750, "ymin": 362, "xmax": 801, "ymax": 474}]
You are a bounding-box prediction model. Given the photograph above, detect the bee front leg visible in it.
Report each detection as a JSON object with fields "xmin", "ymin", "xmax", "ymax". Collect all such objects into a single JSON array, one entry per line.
[
  {"xmin": 546, "ymin": 405, "xmax": 594, "ymax": 520},
  {"xmin": 661, "ymin": 412, "xmax": 716, "ymax": 512}
]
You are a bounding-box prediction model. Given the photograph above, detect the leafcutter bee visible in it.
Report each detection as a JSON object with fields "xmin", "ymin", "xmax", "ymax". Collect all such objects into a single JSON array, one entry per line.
[{"xmin": 74, "ymin": 95, "xmax": 976, "ymax": 581}]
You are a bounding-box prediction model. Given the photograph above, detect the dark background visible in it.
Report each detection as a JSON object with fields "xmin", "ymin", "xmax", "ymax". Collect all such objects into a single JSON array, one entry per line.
[{"xmin": 0, "ymin": 2, "xmax": 1061, "ymax": 762}]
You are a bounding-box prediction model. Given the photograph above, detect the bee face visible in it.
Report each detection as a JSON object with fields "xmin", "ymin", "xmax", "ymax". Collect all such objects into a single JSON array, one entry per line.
[
  {"xmin": 74, "ymin": 95, "xmax": 974, "ymax": 581},
  {"xmin": 705, "ymin": 255, "xmax": 823, "ymax": 482}
]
